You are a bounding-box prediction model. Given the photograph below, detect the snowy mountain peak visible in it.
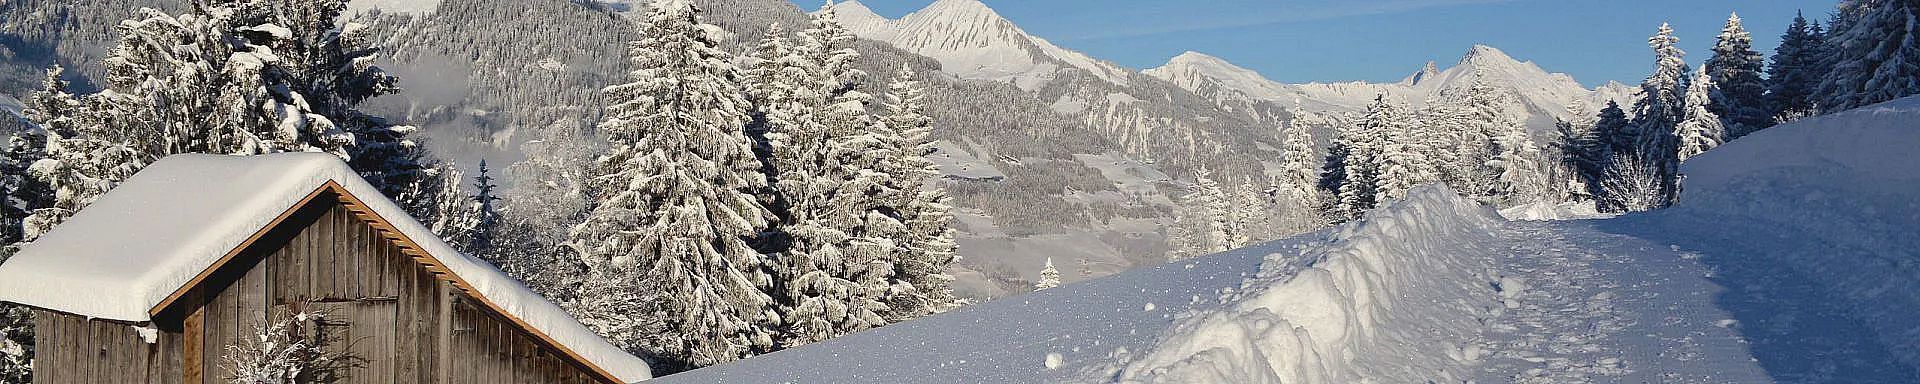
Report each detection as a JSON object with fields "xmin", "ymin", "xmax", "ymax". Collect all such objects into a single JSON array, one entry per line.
[
  {"xmin": 1148, "ymin": 43, "xmax": 1636, "ymax": 131},
  {"xmin": 918, "ymin": 0, "xmax": 1002, "ymax": 20},
  {"xmin": 1404, "ymin": 60, "xmax": 1441, "ymax": 86},
  {"xmin": 1161, "ymin": 51, "xmax": 1240, "ymax": 70},
  {"xmin": 829, "ymin": 0, "xmax": 889, "ymax": 32},
  {"xmin": 1460, "ymin": 44, "xmax": 1517, "ymax": 65},
  {"xmin": 832, "ymin": 0, "xmax": 1131, "ymax": 89},
  {"xmin": 1145, "ymin": 51, "xmax": 1289, "ymax": 101}
]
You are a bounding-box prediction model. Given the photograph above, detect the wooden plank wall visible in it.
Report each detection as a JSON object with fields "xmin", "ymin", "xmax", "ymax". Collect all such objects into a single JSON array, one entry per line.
[
  {"xmin": 29, "ymin": 310, "xmax": 181, "ymax": 384},
  {"xmin": 33, "ymin": 199, "xmax": 615, "ymax": 384}
]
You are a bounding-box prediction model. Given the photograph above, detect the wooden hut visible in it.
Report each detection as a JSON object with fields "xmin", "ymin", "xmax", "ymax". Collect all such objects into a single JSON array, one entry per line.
[{"xmin": 0, "ymin": 153, "xmax": 652, "ymax": 383}]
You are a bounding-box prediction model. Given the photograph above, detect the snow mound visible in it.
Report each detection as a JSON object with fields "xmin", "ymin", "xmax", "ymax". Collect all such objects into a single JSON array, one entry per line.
[
  {"xmin": 1498, "ymin": 201, "xmax": 1612, "ymax": 221},
  {"xmin": 1119, "ymin": 185, "xmax": 1502, "ymax": 383},
  {"xmin": 1658, "ymin": 95, "xmax": 1920, "ymax": 370}
]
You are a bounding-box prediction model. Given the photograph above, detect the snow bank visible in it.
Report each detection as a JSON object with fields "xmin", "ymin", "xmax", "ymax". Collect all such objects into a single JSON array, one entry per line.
[
  {"xmin": 1498, "ymin": 201, "xmax": 1611, "ymax": 221},
  {"xmin": 0, "ymin": 153, "xmax": 651, "ymax": 382},
  {"xmin": 1118, "ymin": 185, "xmax": 1503, "ymax": 383},
  {"xmin": 1664, "ymin": 95, "xmax": 1920, "ymax": 370}
]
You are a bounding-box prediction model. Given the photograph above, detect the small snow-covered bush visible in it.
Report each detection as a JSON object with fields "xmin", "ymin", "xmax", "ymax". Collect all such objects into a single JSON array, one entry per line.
[{"xmin": 222, "ymin": 311, "xmax": 338, "ymax": 384}]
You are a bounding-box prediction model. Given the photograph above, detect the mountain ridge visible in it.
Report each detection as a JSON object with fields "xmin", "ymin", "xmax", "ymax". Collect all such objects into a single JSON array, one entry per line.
[{"xmin": 1148, "ymin": 44, "xmax": 1638, "ymax": 129}]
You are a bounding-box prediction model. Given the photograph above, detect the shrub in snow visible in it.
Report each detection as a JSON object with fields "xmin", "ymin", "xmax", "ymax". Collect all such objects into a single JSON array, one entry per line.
[{"xmin": 222, "ymin": 311, "xmax": 340, "ymax": 384}]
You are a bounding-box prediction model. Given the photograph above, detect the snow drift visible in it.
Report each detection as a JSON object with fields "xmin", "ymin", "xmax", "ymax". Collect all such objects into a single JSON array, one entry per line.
[
  {"xmin": 1642, "ymin": 95, "xmax": 1920, "ymax": 373},
  {"xmin": 1118, "ymin": 185, "xmax": 1503, "ymax": 383}
]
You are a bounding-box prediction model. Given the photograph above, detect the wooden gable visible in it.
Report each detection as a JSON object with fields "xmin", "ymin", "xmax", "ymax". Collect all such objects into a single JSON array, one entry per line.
[{"xmin": 29, "ymin": 183, "xmax": 625, "ymax": 384}]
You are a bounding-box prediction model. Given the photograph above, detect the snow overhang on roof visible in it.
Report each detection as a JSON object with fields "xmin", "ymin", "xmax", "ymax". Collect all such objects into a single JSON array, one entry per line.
[{"xmin": 0, "ymin": 153, "xmax": 652, "ymax": 383}]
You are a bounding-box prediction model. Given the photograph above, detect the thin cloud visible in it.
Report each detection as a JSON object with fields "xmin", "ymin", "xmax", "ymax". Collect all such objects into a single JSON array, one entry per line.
[{"xmin": 1054, "ymin": 0, "xmax": 1526, "ymax": 42}]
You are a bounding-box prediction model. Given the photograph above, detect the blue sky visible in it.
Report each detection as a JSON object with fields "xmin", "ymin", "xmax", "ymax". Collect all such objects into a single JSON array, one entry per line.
[{"xmin": 808, "ymin": 0, "xmax": 1841, "ymax": 87}]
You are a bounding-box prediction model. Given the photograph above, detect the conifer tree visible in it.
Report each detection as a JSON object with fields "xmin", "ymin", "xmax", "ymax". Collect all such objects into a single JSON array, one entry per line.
[
  {"xmin": 773, "ymin": 1, "xmax": 896, "ymax": 347},
  {"xmin": 878, "ymin": 65, "xmax": 959, "ymax": 321},
  {"xmin": 1182, "ymin": 167, "xmax": 1235, "ymax": 254},
  {"xmin": 1415, "ymin": 99, "xmax": 1468, "ymax": 186},
  {"xmin": 565, "ymin": 0, "xmax": 778, "ymax": 371},
  {"xmin": 1034, "ymin": 258, "xmax": 1061, "ymax": 291},
  {"xmin": 1278, "ymin": 112, "xmax": 1320, "ymax": 202},
  {"xmin": 1453, "ymin": 71, "xmax": 1512, "ymax": 198},
  {"xmin": 1818, "ymin": 0, "xmax": 1920, "ymax": 111},
  {"xmin": 1552, "ymin": 102, "xmax": 1604, "ymax": 203},
  {"xmin": 1490, "ymin": 118, "xmax": 1548, "ymax": 205},
  {"xmin": 1769, "ymin": 11, "xmax": 1827, "ymax": 122},
  {"xmin": 1374, "ymin": 98, "xmax": 1436, "ymax": 201},
  {"xmin": 1590, "ymin": 101, "xmax": 1634, "ymax": 212},
  {"xmin": 1331, "ymin": 95, "xmax": 1404, "ymax": 215},
  {"xmin": 1629, "ymin": 22, "xmax": 1690, "ymax": 209},
  {"xmin": 1706, "ymin": 13, "xmax": 1772, "ymax": 137},
  {"xmin": 469, "ymin": 160, "xmax": 504, "ymax": 267},
  {"xmin": 425, "ymin": 166, "xmax": 478, "ymax": 252},
  {"xmin": 1317, "ymin": 121, "xmax": 1357, "ymax": 220},
  {"xmin": 1677, "ymin": 73, "xmax": 1728, "ymax": 161},
  {"xmin": 1277, "ymin": 113, "xmax": 1324, "ymax": 228}
]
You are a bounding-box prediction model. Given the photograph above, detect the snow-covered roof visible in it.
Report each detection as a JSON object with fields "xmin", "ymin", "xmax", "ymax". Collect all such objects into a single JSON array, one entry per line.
[{"xmin": 0, "ymin": 153, "xmax": 651, "ymax": 383}]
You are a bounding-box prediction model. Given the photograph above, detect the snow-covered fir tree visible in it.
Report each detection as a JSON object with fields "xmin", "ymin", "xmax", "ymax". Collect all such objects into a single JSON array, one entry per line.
[
  {"xmin": 424, "ymin": 166, "xmax": 478, "ymax": 252},
  {"xmin": 769, "ymin": 1, "xmax": 896, "ymax": 347},
  {"xmin": 1588, "ymin": 101, "xmax": 1637, "ymax": 212},
  {"xmin": 1593, "ymin": 101, "xmax": 1634, "ymax": 163},
  {"xmin": 1317, "ymin": 117, "xmax": 1359, "ymax": 221},
  {"xmin": 1415, "ymin": 98, "xmax": 1468, "ymax": 187},
  {"xmin": 878, "ymin": 65, "xmax": 960, "ymax": 321},
  {"xmin": 1706, "ymin": 12, "xmax": 1772, "ymax": 138},
  {"xmin": 565, "ymin": 0, "xmax": 778, "ymax": 371},
  {"xmin": 0, "ymin": 299, "xmax": 25, "ymax": 383},
  {"xmin": 502, "ymin": 120, "xmax": 601, "ymax": 302},
  {"xmin": 1228, "ymin": 181, "xmax": 1267, "ymax": 247},
  {"xmin": 1676, "ymin": 72, "xmax": 1728, "ymax": 161},
  {"xmin": 7, "ymin": 0, "xmax": 442, "ymax": 234},
  {"xmin": 1452, "ymin": 71, "xmax": 1514, "ymax": 199},
  {"xmin": 1628, "ymin": 22, "xmax": 1690, "ymax": 210},
  {"xmin": 1034, "ymin": 258, "xmax": 1061, "ymax": 291},
  {"xmin": 1175, "ymin": 167, "xmax": 1235, "ymax": 258},
  {"xmin": 1769, "ymin": 11, "xmax": 1828, "ymax": 122},
  {"xmin": 1491, "ymin": 116, "xmax": 1549, "ymax": 206},
  {"xmin": 1373, "ymin": 98, "xmax": 1437, "ymax": 201},
  {"xmin": 467, "ymin": 160, "xmax": 504, "ymax": 266},
  {"xmin": 744, "ymin": 22, "xmax": 818, "ymax": 178},
  {"xmin": 1324, "ymin": 97, "xmax": 1394, "ymax": 220},
  {"xmin": 1278, "ymin": 111, "xmax": 1322, "ymax": 209},
  {"xmin": 1275, "ymin": 112, "xmax": 1326, "ymax": 231},
  {"xmin": 1818, "ymin": 0, "xmax": 1920, "ymax": 111},
  {"xmin": 1552, "ymin": 102, "xmax": 1603, "ymax": 204}
]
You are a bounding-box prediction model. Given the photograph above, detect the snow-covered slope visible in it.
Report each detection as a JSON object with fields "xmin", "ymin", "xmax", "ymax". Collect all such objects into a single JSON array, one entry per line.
[
  {"xmin": 831, "ymin": 0, "xmax": 1131, "ymax": 90},
  {"xmin": 658, "ymin": 97, "xmax": 1920, "ymax": 383},
  {"xmin": 1147, "ymin": 45, "xmax": 1637, "ymax": 129}
]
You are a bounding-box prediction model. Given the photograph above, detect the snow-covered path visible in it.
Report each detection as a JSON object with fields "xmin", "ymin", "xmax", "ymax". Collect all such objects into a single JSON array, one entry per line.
[{"xmin": 1478, "ymin": 219, "xmax": 1768, "ymax": 383}]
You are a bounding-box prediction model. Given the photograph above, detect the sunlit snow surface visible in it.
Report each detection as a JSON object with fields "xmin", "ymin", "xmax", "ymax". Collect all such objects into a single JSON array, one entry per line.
[{"xmin": 662, "ymin": 96, "xmax": 1920, "ymax": 383}]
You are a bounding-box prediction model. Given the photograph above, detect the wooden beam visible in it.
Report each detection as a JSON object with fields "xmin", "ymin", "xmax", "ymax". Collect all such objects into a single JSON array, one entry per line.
[{"xmin": 182, "ymin": 290, "xmax": 204, "ymax": 384}]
